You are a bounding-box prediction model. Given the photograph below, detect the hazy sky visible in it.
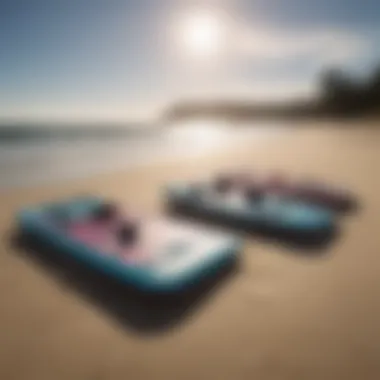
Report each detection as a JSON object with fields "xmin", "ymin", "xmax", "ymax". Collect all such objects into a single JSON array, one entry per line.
[{"xmin": 1, "ymin": 0, "xmax": 380, "ymax": 122}]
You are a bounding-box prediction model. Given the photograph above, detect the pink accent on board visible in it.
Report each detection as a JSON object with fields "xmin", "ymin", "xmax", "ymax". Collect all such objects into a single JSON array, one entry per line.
[
  {"xmin": 67, "ymin": 221, "xmax": 147, "ymax": 264},
  {"xmin": 62, "ymin": 213, "xmax": 195, "ymax": 268}
]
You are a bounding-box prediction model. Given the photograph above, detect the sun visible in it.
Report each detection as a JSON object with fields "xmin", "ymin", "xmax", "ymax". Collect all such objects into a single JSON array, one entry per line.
[{"xmin": 178, "ymin": 10, "xmax": 223, "ymax": 59}]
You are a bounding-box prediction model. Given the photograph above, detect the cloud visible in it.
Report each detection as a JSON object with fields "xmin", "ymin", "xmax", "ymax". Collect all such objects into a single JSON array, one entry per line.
[{"xmin": 234, "ymin": 25, "xmax": 371, "ymax": 67}]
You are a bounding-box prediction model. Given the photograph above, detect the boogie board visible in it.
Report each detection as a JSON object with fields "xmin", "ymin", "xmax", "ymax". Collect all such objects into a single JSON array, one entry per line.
[
  {"xmin": 166, "ymin": 179, "xmax": 336, "ymax": 240},
  {"xmin": 16, "ymin": 196, "xmax": 241, "ymax": 294}
]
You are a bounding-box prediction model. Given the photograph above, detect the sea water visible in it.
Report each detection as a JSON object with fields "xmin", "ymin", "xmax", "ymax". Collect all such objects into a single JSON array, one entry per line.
[{"xmin": 0, "ymin": 120, "xmax": 287, "ymax": 189}]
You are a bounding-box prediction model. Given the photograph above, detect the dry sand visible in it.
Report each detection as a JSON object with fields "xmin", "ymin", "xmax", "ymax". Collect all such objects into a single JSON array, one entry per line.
[{"xmin": 1, "ymin": 125, "xmax": 380, "ymax": 380}]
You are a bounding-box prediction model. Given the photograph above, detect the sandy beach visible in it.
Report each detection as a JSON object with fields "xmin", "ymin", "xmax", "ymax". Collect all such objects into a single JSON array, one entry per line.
[{"xmin": 1, "ymin": 125, "xmax": 380, "ymax": 380}]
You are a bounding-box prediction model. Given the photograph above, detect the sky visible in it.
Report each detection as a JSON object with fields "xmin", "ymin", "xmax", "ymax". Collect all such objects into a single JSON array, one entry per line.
[{"xmin": 1, "ymin": 0, "xmax": 380, "ymax": 123}]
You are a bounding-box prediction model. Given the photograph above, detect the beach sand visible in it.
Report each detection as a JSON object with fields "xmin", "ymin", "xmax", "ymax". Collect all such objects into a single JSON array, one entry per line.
[{"xmin": 1, "ymin": 125, "xmax": 380, "ymax": 380}]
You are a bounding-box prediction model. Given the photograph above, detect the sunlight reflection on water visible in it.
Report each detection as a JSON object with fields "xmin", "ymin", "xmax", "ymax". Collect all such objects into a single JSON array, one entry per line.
[{"xmin": 167, "ymin": 119, "xmax": 232, "ymax": 151}]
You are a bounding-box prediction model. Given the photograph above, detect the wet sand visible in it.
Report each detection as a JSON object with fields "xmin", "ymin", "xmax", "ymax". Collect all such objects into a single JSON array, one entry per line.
[{"xmin": 1, "ymin": 125, "xmax": 380, "ymax": 380}]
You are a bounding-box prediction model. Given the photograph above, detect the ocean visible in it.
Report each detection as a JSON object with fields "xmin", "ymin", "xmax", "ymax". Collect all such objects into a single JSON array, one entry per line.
[{"xmin": 0, "ymin": 120, "xmax": 287, "ymax": 189}]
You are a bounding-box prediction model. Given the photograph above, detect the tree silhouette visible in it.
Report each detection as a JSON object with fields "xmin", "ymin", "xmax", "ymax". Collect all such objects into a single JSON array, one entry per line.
[
  {"xmin": 366, "ymin": 66, "xmax": 380, "ymax": 112},
  {"xmin": 319, "ymin": 68, "xmax": 363, "ymax": 115}
]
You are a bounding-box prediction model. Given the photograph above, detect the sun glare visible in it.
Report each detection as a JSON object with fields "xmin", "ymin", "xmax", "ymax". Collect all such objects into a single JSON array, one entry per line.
[{"xmin": 179, "ymin": 10, "xmax": 223, "ymax": 59}]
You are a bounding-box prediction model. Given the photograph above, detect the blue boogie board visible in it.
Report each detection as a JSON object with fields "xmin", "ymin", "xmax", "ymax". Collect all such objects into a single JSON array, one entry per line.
[
  {"xmin": 165, "ymin": 181, "xmax": 336, "ymax": 241},
  {"xmin": 16, "ymin": 196, "xmax": 241, "ymax": 294}
]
